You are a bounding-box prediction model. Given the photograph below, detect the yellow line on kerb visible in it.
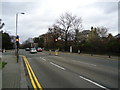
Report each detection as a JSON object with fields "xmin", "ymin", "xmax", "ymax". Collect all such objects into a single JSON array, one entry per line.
[{"xmin": 23, "ymin": 56, "xmax": 43, "ymax": 90}]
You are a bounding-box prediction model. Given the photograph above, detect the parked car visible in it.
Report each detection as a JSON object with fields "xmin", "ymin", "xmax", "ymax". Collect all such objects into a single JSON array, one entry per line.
[
  {"xmin": 30, "ymin": 48, "xmax": 37, "ymax": 54},
  {"xmin": 0, "ymin": 49, "xmax": 2, "ymax": 52},
  {"xmin": 25, "ymin": 48, "xmax": 30, "ymax": 51},
  {"xmin": 37, "ymin": 47, "xmax": 43, "ymax": 52}
]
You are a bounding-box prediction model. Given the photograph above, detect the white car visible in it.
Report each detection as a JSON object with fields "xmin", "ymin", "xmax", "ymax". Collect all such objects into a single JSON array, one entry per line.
[{"xmin": 30, "ymin": 48, "xmax": 37, "ymax": 54}]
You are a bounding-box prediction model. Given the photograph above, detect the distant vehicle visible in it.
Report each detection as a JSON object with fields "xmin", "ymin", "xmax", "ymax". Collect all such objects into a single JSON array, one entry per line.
[
  {"xmin": 25, "ymin": 48, "xmax": 30, "ymax": 51},
  {"xmin": 37, "ymin": 47, "xmax": 43, "ymax": 52},
  {"xmin": 0, "ymin": 49, "xmax": 2, "ymax": 53},
  {"xmin": 0, "ymin": 49, "xmax": 2, "ymax": 52},
  {"xmin": 30, "ymin": 48, "xmax": 37, "ymax": 54},
  {"xmin": 1, "ymin": 49, "xmax": 6, "ymax": 53}
]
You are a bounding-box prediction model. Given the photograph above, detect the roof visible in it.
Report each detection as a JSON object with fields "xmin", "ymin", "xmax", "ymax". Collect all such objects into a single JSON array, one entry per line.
[
  {"xmin": 81, "ymin": 30, "xmax": 91, "ymax": 34},
  {"xmin": 115, "ymin": 34, "xmax": 120, "ymax": 38}
]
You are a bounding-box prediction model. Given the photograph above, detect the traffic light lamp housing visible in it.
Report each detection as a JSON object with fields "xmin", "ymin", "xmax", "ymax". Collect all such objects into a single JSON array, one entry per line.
[{"xmin": 16, "ymin": 35, "xmax": 19, "ymax": 48}]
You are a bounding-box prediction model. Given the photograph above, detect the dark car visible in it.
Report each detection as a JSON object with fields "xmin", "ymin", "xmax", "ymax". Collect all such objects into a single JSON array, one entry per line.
[
  {"xmin": 37, "ymin": 47, "xmax": 43, "ymax": 52},
  {"xmin": 25, "ymin": 48, "xmax": 30, "ymax": 51}
]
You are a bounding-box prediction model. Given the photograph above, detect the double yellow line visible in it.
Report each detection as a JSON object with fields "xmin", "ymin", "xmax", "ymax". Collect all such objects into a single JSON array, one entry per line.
[{"xmin": 23, "ymin": 56, "xmax": 43, "ymax": 90}]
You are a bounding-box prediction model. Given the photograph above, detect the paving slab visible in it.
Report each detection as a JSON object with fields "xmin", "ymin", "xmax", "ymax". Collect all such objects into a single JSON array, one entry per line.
[{"xmin": 2, "ymin": 51, "xmax": 27, "ymax": 89}]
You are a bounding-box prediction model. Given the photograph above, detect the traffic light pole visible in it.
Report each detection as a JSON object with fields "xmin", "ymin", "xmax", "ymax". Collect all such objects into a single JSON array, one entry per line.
[
  {"xmin": 15, "ymin": 13, "xmax": 19, "ymax": 63},
  {"xmin": 16, "ymin": 13, "xmax": 18, "ymax": 55},
  {"xmin": 15, "ymin": 12, "xmax": 25, "ymax": 63},
  {"xmin": 16, "ymin": 35, "xmax": 19, "ymax": 63}
]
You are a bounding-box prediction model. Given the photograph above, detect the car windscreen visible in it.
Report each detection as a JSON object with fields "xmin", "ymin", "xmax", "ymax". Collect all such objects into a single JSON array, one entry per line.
[
  {"xmin": 31, "ymin": 48, "xmax": 36, "ymax": 50},
  {"xmin": 38, "ymin": 48, "xmax": 42, "ymax": 49}
]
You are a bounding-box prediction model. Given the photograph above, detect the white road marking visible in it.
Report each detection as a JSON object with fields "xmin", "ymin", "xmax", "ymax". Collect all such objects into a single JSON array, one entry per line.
[
  {"xmin": 50, "ymin": 62, "xmax": 66, "ymax": 70},
  {"xmin": 79, "ymin": 76, "xmax": 109, "ymax": 90},
  {"xmin": 40, "ymin": 57, "xmax": 46, "ymax": 61},
  {"xmin": 42, "ymin": 58, "xmax": 46, "ymax": 61}
]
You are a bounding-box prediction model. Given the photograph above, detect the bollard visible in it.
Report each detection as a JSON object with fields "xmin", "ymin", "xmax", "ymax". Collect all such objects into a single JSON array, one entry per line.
[
  {"xmin": 3, "ymin": 49, "xmax": 6, "ymax": 52},
  {"xmin": 49, "ymin": 50, "xmax": 51, "ymax": 55},
  {"xmin": 78, "ymin": 50, "xmax": 81, "ymax": 54},
  {"xmin": 91, "ymin": 54, "xmax": 93, "ymax": 56},
  {"xmin": 55, "ymin": 50, "xmax": 58, "ymax": 56},
  {"xmin": 108, "ymin": 55, "xmax": 111, "ymax": 58},
  {"xmin": 108, "ymin": 53, "xmax": 111, "ymax": 58}
]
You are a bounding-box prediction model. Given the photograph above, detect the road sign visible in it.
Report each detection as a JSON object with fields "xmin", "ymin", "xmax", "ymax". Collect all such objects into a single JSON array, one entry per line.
[{"xmin": 29, "ymin": 38, "xmax": 33, "ymax": 43}]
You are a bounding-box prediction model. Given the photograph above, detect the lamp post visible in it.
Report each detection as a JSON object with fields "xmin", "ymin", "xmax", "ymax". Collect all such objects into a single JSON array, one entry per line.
[
  {"xmin": 16, "ymin": 12, "xmax": 25, "ymax": 36},
  {"xmin": 15, "ymin": 12, "xmax": 25, "ymax": 62}
]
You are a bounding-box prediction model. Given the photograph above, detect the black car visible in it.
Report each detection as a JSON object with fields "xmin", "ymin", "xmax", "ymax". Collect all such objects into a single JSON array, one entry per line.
[{"xmin": 25, "ymin": 48, "xmax": 30, "ymax": 51}]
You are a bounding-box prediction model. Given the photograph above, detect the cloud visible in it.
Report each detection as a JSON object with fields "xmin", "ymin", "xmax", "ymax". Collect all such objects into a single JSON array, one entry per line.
[
  {"xmin": 1, "ymin": 0, "xmax": 119, "ymax": 43},
  {"xmin": 73, "ymin": 2, "xmax": 118, "ymax": 34}
]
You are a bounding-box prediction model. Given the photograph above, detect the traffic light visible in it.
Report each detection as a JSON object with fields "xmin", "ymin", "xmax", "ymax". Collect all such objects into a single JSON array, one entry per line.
[{"xmin": 16, "ymin": 35, "xmax": 19, "ymax": 48}]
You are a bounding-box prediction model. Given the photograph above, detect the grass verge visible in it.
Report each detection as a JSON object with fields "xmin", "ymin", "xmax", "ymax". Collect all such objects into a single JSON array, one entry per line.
[{"xmin": 0, "ymin": 61, "xmax": 7, "ymax": 69}]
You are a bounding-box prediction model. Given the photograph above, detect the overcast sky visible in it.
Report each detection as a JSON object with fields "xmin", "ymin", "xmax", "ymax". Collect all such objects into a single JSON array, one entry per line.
[{"xmin": 1, "ymin": 0, "xmax": 119, "ymax": 43}]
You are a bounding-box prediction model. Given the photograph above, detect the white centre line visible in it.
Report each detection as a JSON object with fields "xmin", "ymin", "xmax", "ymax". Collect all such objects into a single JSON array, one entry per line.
[
  {"xmin": 79, "ymin": 76, "xmax": 109, "ymax": 90},
  {"xmin": 50, "ymin": 62, "xmax": 66, "ymax": 70},
  {"xmin": 42, "ymin": 58, "xmax": 46, "ymax": 61}
]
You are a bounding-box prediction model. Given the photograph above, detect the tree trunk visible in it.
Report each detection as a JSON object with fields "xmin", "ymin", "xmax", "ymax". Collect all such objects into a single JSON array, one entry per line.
[{"xmin": 64, "ymin": 30, "xmax": 68, "ymax": 51}]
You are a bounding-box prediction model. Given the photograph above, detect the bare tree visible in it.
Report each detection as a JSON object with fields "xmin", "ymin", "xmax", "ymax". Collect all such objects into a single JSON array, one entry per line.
[
  {"xmin": 48, "ymin": 25, "xmax": 63, "ymax": 41},
  {"xmin": 97, "ymin": 27, "xmax": 108, "ymax": 37},
  {"xmin": 47, "ymin": 25, "xmax": 63, "ymax": 49},
  {"xmin": 54, "ymin": 12, "xmax": 82, "ymax": 51},
  {"xmin": 0, "ymin": 19, "xmax": 5, "ymax": 29}
]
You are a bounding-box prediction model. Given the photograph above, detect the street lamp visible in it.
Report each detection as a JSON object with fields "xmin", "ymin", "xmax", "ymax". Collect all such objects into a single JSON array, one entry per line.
[
  {"xmin": 16, "ymin": 12, "xmax": 25, "ymax": 36},
  {"xmin": 15, "ymin": 12, "xmax": 25, "ymax": 60}
]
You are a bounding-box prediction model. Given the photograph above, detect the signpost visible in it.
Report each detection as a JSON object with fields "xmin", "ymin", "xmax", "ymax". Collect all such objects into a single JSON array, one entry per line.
[{"xmin": 70, "ymin": 46, "xmax": 72, "ymax": 53}]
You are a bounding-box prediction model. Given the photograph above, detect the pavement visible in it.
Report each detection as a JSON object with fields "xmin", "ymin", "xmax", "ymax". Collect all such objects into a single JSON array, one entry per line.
[
  {"xmin": 2, "ymin": 50, "xmax": 28, "ymax": 89},
  {"xmin": 58, "ymin": 51, "xmax": 119, "ymax": 61},
  {"xmin": 0, "ymin": 52, "xmax": 2, "ymax": 90},
  {"xmin": 0, "ymin": 69, "xmax": 2, "ymax": 90}
]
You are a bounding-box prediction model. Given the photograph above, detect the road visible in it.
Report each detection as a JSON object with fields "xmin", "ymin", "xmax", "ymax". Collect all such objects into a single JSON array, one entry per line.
[{"xmin": 20, "ymin": 49, "xmax": 119, "ymax": 89}]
